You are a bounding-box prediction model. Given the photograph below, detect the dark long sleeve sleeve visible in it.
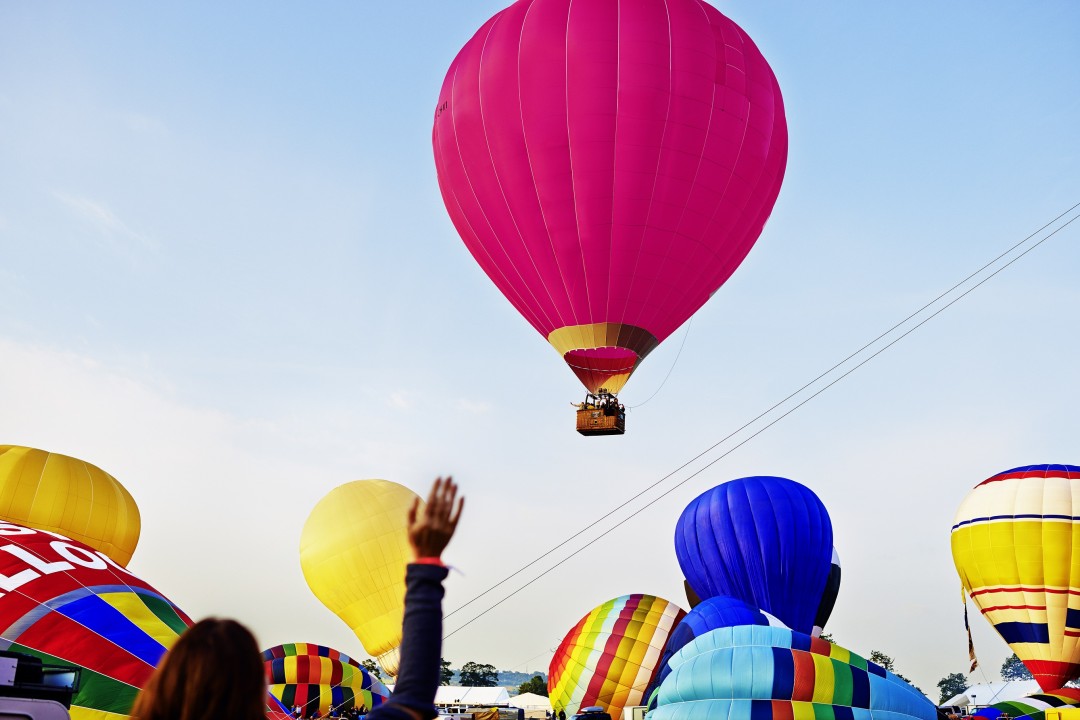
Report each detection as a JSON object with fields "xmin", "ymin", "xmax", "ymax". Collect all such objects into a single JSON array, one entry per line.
[{"xmin": 368, "ymin": 563, "xmax": 449, "ymax": 720}]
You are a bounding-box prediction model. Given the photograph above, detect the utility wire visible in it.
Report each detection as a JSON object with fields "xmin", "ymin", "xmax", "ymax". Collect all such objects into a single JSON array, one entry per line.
[
  {"xmin": 444, "ymin": 201, "xmax": 1080, "ymax": 623},
  {"xmin": 447, "ymin": 209, "xmax": 1079, "ymax": 638},
  {"xmin": 443, "ymin": 204, "xmax": 1078, "ymax": 640}
]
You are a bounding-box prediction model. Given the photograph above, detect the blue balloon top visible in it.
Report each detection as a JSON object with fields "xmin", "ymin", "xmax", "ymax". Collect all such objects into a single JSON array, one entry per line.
[{"xmin": 674, "ymin": 476, "xmax": 833, "ymax": 635}]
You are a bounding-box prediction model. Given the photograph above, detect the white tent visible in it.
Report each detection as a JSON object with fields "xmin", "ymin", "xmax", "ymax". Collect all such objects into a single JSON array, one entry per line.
[
  {"xmin": 435, "ymin": 687, "xmax": 512, "ymax": 706},
  {"xmin": 941, "ymin": 682, "xmax": 1042, "ymax": 710},
  {"xmin": 509, "ymin": 693, "xmax": 552, "ymax": 719}
]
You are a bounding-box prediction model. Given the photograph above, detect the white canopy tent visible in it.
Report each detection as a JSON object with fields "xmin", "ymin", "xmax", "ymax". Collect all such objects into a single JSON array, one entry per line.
[
  {"xmin": 435, "ymin": 687, "xmax": 512, "ymax": 706},
  {"xmin": 509, "ymin": 693, "xmax": 553, "ymax": 719},
  {"xmin": 940, "ymin": 681, "xmax": 1042, "ymax": 710}
]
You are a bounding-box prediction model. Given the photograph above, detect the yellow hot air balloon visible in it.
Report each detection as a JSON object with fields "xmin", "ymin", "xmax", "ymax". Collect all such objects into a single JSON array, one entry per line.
[
  {"xmin": 0, "ymin": 445, "xmax": 140, "ymax": 566},
  {"xmin": 300, "ymin": 480, "xmax": 422, "ymax": 677},
  {"xmin": 952, "ymin": 464, "xmax": 1080, "ymax": 691}
]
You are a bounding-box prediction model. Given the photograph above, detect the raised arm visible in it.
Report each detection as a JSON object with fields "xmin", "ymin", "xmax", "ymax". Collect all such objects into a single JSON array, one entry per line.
[{"xmin": 367, "ymin": 478, "xmax": 464, "ymax": 720}]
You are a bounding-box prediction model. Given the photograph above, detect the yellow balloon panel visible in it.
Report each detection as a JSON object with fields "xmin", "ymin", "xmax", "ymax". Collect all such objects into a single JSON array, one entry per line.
[
  {"xmin": 0, "ymin": 446, "xmax": 140, "ymax": 566},
  {"xmin": 951, "ymin": 464, "xmax": 1080, "ymax": 691},
  {"xmin": 299, "ymin": 480, "xmax": 421, "ymax": 677}
]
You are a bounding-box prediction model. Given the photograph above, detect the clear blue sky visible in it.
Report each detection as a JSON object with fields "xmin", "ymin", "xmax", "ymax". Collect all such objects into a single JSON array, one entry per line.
[{"xmin": 1, "ymin": 1, "xmax": 1078, "ymax": 692}]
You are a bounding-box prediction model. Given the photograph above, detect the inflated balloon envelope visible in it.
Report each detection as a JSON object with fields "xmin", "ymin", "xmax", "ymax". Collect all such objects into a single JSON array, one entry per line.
[
  {"xmin": 433, "ymin": 0, "xmax": 788, "ymax": 397},
  {"xmin": 650, "ymin": 625, "xmax": 937, "ymax": 720},
  {"xmin": 0, "ymin": 520, "xmax": 190, "ymax": 720},
  {"xmin": 548, "ymin": 594, "xmax": 685, "ymax": 718},
  {"xmin": 262, "ymin": 643, "xmax": 389, "ymax": 715},
  {"xmin": 970, "ymin": 687, "xmax": 1080, "ymax": 720},
  {"xmin": 0, "ymin": 445, "xmax": 141, "ymax": 566},
  {"xmin": 952, "ymin": 464, "xmax": 1080, "ymax": 691},
  {"xmin": 300, "ymin": 480, "xmax": 424, "ymax": 677},
  {"xmin": 645, "ymin": 595, "xmax": 780, "ymax": 711},
  {"xmin": 675, "ymin": 476, "xmax": 835, "ymax": 636}
]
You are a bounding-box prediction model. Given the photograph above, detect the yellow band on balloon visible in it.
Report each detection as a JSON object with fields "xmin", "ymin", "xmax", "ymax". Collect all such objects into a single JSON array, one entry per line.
[{"xmin": 546, "ymin": 322, "xmax": 659, "ymax": 358}]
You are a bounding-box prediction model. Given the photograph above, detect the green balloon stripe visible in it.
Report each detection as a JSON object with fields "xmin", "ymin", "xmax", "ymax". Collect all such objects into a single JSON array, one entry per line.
[
  {"xmin": 11, "ymin": 643, "xmax": 140, "ymax": 715},
  {"xmin": 139, "ymin": 594, "xmax": 189, "ymax": 636}
]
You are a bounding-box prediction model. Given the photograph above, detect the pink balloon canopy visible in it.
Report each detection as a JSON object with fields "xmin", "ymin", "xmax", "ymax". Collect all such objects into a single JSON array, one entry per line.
[{"xmin": 433, "ymin": 0, "xmax": 787, "ymax": 394}]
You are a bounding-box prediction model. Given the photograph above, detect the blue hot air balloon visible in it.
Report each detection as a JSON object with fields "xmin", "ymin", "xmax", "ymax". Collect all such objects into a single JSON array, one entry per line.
[{"xmin": 674, "ymin": 476, "xmax": 834, "ymax": 635}]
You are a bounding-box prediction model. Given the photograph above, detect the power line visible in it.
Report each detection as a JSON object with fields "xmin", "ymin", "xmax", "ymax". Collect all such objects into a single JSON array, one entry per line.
[
  {"xmin": 444, "ymin": 200, "xmax": 1080, "ymax": 625},
  {"xmin": 447, "ymin": 206, "xmax": 1077, "ymax": 639},
  {"xmin": 444, "ymin": 203, "xmax": 1079, "ymax": 641}
]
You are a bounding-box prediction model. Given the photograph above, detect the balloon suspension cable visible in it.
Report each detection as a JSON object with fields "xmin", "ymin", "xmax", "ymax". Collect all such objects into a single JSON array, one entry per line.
[
  {"xmin": 441, "ymin": 201, "xmax": 1080, "ymax": 643},
  {"xmin": 627, "ymin": 317, "xmax": 693, "ymax": 410}
]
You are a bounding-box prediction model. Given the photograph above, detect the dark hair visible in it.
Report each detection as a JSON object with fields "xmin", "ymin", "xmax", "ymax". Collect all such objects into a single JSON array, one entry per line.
[{"xmin": 130, "ymin": 618, "xmax": 266, "ymax": 720}]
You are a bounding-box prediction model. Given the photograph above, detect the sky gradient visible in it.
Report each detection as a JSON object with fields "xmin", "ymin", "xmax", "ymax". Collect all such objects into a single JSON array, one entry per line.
[{"xmin": 1, "ymin": 1, "xmax": 1078, "ymax": 693}]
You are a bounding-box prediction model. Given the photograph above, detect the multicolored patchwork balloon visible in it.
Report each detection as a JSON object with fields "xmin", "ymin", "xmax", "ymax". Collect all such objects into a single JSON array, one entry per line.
[
  {"xmin": 0, "ymin": 520, "xmax": 190, "ymax": 720},
  {"xmin": 650, "ymin": 625, "xmax": 936, "ymax": 720},
  {"xmin": 971, "ymin": 687, "xmax": 1080, "ymax": 720},
  {"xmin": 549, "ymin": 594, "xmax": 685, "ymax": 717},
  {"xmin": 433, "ymin": 0, "xmax": 788, "ymax": 394},
  {"xmin": 645, "ymin": 595, "xmax": 776, "ymax": 711},
  {"xmin": 263, "ymin": 643, "xmax": 389, "ymax": 716},
  {"xmin": 675, "ymin": 476, "xmax": 834, "ymax": 635},
  {"xmin": 0, "ymin": 445, "xmax": 141, "ymax": 566},
  {"xmin": 952, "ymin": 464, "xmax": 1080, "ymax": 691}
]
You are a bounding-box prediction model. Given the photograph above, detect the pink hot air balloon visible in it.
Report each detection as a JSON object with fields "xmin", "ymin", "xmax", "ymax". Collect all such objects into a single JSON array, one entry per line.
[{"xmin": 433, "ymin": 0, "xmax": 788, "ymax": 399}]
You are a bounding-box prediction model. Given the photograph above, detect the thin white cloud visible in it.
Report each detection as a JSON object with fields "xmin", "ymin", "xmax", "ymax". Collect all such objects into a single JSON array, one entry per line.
[
  {"xmin": 0, "ymin": 336, "xmax": 403, "ymax": 655},
  {"xmin": 387, "ymin": 391, "xmax": 413, "ymax": 410},
  {"xmin": 117, "ymin": 112, "xmax": 169, "ymax": 137},
  {"xmin": 53, "ymin": 192, "xmax": 156, "ymax": 254},
  {"xmin": 457, "ymin": 398, "xmax": 492, "ymax": 415}
]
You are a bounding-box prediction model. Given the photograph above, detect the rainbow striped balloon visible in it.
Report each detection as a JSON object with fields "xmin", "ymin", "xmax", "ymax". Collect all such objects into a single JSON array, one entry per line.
[
  {"xmin": 972, "ymin": 688, "xmax": 1080, "ymax": 720},
  {"xmin": 650, "ymin": 625, "xmax": 936, "ymax": 720},
  {"xmin": 548, "ymin": 594, "xmax": 685, "ymax": 717},
  {"xmin": 952, "ymin": 464, "xmax": 1080, "ymax": 691},
  {"xmin": 263, "ymin": 643, "xmax": 388, "ymax": 716}
]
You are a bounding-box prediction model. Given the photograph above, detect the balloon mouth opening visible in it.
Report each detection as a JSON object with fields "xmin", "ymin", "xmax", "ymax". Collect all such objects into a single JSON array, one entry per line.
[{"xmin": 565, "ymin": 346, "xmax": 638, "ymax": 372}]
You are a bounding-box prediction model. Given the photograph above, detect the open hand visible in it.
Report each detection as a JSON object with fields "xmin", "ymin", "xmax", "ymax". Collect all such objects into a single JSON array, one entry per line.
[{"xmin": 408, "ymin": 477, "xmax": 464, "ymax": 560}]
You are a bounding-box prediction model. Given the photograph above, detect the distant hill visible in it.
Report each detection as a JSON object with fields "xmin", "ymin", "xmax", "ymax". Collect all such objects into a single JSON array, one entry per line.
[
  {"xmin": 446, "ymin": 670, "xmax": 548, "ymax": 687},
  {"xmin": 499, "ymin": 670, "xmax": 547, "ymax": 687}
]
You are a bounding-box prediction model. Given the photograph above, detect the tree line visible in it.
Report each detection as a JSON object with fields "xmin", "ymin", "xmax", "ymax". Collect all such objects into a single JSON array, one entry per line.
[{"xmin": 361, "ymin": 658, "xmax": 548, "ymax": 695}]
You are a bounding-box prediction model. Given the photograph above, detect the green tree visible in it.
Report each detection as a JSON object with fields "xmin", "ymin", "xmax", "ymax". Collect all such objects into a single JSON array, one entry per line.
[
  {"xmin": 937, "ymin": 672, "xmax": 968, "ymax": 704},
  {"xmin": 869, "ymin": 650, "xmax": 896, "ymax": 672},
  {"xmin": 361, "ymin": 658, "xmax": 383, "ymax": 681},
  {"xmin": 460, "ymin": 661, "xmax": 499, "ymax": 687},
  {"xmin": 440, "ymin": 659, "xmax": 454, "ymax": 686},
  {"xmin": 1001, "ymin": 654, "xmax": 1033, "ymax": 681},
  {"xmin": 518, "ymin": 675, "xmax": 549, "ymax": 697},
  {"xmin": 869, "ymin": 651, "xmax": 923, "ymax": 695},
  {"xmin": 819, "ymin": 633, "xmax": 836, "ymax": 644}
]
